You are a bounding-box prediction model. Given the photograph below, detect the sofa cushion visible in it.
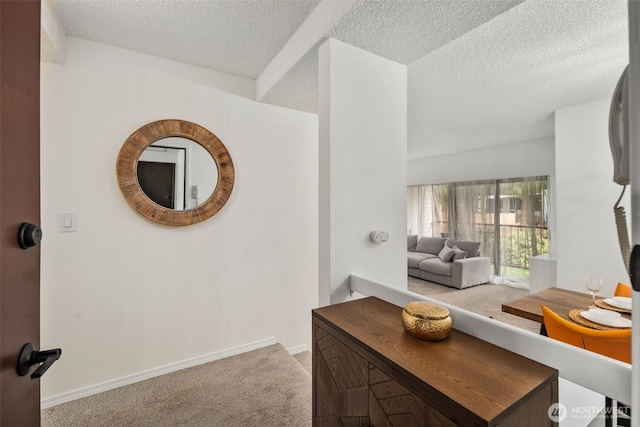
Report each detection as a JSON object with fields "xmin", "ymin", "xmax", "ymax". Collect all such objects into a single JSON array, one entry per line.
[
  {"xmin": 408, "ymin": 252, "xmax": 436, "ymax": 268},
  {"xmin": 451, "ymin": 246, "xmax": 468, "ymax": 261},
  {"xmin": 438, "ymin": 246, "xmax": 455, "ymax": 262},
  {"xmin": 445, "ymin": 239, "xmax": 480, "ymax": 257},
  {"xmin": 419, "ymin": 258, "xmax": 453, "ymax": 276},
  {"xmin": 407, "ymin": 235, "xmax": 418, "ymax": 251},
  {"xmin": 415, "ymin": 237, "xmax": 446, "ymax": 255}
]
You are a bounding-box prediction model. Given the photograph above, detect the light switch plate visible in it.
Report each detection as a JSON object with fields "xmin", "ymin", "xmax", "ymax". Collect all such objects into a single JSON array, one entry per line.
[{"xmin": 59, "ymin": 213, "xmax": 77, "ymax": 232}]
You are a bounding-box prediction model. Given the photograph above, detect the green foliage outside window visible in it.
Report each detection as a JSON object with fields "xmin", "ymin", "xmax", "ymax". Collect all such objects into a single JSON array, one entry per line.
[{"xmin": 500, "ymin": 228, "xmax": 549, "ymax": 269}]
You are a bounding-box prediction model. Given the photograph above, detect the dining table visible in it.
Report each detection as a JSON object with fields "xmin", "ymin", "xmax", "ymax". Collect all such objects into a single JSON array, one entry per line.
[
  {"xmin": 501, "ymin": 287, "xmax": 630, "ymax": 335},
  {"xmin": 503, "ymin": 287, "xmax": 632, "ymax": 427}
]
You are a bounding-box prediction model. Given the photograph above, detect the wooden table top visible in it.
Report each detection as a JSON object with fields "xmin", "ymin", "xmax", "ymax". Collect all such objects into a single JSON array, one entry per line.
[
  {"xmin": 313, "ymin": 297, "xmax": 558, "ymax": 426},
  {"xmin": 501, "ymin": 287, "xmax": 598, "ymax": 324}
]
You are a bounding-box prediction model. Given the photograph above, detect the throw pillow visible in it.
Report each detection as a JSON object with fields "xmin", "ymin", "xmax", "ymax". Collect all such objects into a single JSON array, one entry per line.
[
  {"xmin": 445, "ymin": 239, "xmax": 480, "ymax": 257},
  {"xmin": 451, "ymin": 245, "xmax": 468, "ymax": 261},
  {"xmin": 438, "ymin": 246, "xmax": 455, "ymax": 262}
]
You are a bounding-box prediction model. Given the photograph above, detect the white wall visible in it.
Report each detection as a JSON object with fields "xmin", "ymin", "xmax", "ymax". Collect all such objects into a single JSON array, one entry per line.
[
  {"xmin": 318, "ymin": 39, "xmax": 407, "ymax": 305},
  {"xmin": 407, "ymin": 137, "xmax": 557, "ymax": 255},
  {"xmin": 555, "ymin": 98, "xmax": 630, "ymax": 295},
  {"xmin": 408, "ymin": 137, "xmax": 555, "ymax": 185},
  {"xmin": 40, "ymin": 38, "xmax": 318, "ymax": 400}
]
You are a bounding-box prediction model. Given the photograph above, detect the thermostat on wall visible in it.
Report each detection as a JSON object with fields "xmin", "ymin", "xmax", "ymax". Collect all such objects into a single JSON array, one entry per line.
[{"xmin": 370, "ymin": 231, "xmax": 389, "ymax": 243}]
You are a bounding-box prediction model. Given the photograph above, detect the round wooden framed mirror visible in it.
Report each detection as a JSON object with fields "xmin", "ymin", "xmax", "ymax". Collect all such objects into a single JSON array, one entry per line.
[{"xmin": 116, "ymin": 119, "xmax": 234, "ymax": 225}]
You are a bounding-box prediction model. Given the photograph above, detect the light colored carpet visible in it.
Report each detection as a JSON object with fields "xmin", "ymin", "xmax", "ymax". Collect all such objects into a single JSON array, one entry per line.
[
  {"xmin": 42, "ymin": 343, "xmax": 312, "ymax": 427},
  {"xmin": 293, "ymin": 350, "xmax": 311, "ymax": 376},
  {"xmin": 408, "ymin": 276, "xmax": 541, "ymax": 334}
]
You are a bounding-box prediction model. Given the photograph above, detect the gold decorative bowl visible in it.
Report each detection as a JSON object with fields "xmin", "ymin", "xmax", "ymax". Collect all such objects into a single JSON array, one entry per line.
[{"xmin": 402, "ymin": 301, "xmax": 452, "ymax": 341}]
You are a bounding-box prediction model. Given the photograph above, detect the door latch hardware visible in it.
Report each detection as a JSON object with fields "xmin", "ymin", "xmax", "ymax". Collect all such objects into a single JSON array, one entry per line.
[
  {"xmin": 18, "ymin": 223, "xmax": 42, "ymax": 249},
  {"xmin": 17, "ymin": 343, "xmax": 61, "ymax": 379}
]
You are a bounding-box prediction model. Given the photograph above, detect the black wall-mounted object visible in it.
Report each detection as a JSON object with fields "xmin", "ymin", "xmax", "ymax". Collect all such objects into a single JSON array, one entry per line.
[
  {"xmin": 630, "ymin": 244, "xmax": 640, "ymax": 292},
  {"xmin": 18, "ymin": 222, "xmax": 41, "ymax": 249}
]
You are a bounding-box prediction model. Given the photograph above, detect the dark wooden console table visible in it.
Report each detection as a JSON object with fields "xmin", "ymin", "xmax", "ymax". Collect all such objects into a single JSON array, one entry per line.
[{"xmin": 313, "ymin": 297, "xmax": 558, "ymax": 427}]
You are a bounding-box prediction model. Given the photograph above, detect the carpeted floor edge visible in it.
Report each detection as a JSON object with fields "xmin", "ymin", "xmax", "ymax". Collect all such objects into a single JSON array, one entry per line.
[{"xmin": 42, "ymin": 343, "xmax": 312, "ymax": 427}]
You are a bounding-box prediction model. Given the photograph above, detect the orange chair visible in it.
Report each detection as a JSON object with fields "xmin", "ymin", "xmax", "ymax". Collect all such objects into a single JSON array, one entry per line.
[
  {"xmin": 541, "ymin": 305, "xmax": 632, "ymax": 426},
  {"xmin": 614, "ymin": 282, "xmax": 632, "ymax": 298},
  {"xmin": 541, "ymin": 305, "xmax": 631, "ymax": 363}
]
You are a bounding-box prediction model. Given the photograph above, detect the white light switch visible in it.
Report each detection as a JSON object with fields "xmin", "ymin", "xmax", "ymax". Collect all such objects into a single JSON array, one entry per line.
[{"xmin": 60, "ymin": 213, "xmax": 77, "ymax": 232}]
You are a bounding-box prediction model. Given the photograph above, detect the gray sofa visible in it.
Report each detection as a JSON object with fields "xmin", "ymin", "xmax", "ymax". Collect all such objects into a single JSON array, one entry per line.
[{"xmin": 408, "ymin": 235, "xmax": 491, "ymax": 289}]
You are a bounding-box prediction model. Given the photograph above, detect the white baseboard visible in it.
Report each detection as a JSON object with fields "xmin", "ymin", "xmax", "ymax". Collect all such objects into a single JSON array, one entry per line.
[
  {"xmin": 286, "ymin": 344, "xmax": 308, "ymax": 355},
  {"xmin": 41, "ymin": 337, "xmax": 277, "ymax": 410}
]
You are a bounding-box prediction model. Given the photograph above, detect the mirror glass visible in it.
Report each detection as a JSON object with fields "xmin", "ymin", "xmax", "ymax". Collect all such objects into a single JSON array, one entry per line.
[
  {"xmin": 116, "ymin": 119, "xmax": 234, "ymax": 226},
  {"xmin": 137, "ymin": 138, "xmax": 218, "ymax": 211}
]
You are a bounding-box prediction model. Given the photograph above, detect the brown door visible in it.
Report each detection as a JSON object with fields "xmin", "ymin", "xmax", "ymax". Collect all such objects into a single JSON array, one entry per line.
[
  {"xmin": 138, "ymin": 161, "xmax": 177, "ymax": 209},
  {"xmin": 1, "ymin": 1, "xmax": 44, "ymax": 426}
]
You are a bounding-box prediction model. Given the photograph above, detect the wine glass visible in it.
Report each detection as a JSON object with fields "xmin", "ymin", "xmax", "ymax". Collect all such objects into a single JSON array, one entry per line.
[{"xmin": 586, "ymin": 277, "xmax": 603, "ymax": 308}]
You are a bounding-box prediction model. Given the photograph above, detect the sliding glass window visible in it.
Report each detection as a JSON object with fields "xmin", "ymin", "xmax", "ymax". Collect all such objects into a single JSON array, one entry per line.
[{"xmin": 407, "ymin": 176, "xmax": 549, "ymax": 283}]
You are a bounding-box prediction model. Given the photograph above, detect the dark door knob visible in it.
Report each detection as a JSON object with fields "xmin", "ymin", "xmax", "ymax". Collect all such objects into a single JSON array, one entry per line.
[
  {"xmin": 17, "ymin": 343, "xmax": 61, "ymax": 379},
  {"xmin": 18, "ymin": 222, "xmax": 42, "ymax": 249}
]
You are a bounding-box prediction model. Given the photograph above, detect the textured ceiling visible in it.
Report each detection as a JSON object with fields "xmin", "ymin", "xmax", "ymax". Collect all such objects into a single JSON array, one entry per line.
[
  {"xmin": 49, "ymin": 0, "xmax": 629, "ymax": 159},
  {"xmin": 330, "ymin": 0, "xmax": 524, "ymax": 65},
  {"xmin": 408, "ymin": 0, "xmax": 629, "ymax": 158},
  {"xmin": 53, "ymin": 0, "xmax": 321, "ymax": 79},
  {"xmin": 260, "ymin": 0, "xmax": 523, "ymax": 118}
]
